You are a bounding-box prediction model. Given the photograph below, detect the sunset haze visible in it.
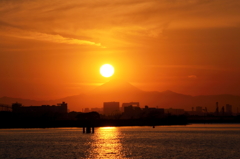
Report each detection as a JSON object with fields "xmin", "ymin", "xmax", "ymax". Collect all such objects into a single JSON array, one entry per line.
[{"xmin": 1, "ymin": 0, "xmax": 240, "ymax": 102}]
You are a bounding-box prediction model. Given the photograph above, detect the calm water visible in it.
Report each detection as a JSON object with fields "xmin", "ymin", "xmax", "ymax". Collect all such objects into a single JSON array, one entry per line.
[{"xmin": 0, "ymin": 124, "xmax": 240, "ymax": 159}]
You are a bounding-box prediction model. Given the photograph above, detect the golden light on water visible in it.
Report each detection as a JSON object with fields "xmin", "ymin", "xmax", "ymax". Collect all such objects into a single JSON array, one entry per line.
[
  {"xmin": 88, "ymin": 127, "xmax": 124, "ymax": 158},
  {"xmin": 100, "ymin": 127, "xmax": 116, "ymax": 130}
]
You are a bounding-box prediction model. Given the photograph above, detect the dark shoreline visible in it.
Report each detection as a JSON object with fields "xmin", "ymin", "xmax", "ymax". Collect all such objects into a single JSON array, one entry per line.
[
  {"xmin": 1, "ymin": 120, "xmax": 240, "ymax": 129},
  {"xmin": 1, "ymin": 110, "xmax": 240, "ymax": 129},
  {"xmin": 0, "ymin": 117, "xmax": 188, "ymax": 129}
]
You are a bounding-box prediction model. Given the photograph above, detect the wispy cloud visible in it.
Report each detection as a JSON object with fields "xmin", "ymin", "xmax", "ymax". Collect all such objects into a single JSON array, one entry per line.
[
  {"xmin": 1, "ymin": 0, "xmax": 240, "ymax": 52},
  {"xmin": 0, "ymin": 22, "xmax": 104, "ymax": 47},
  {"xmin": 19, "ymin": 31, "xmax": 104, "ymax": 47},
  {"xmin": 1, "ymin": 0, "xmax": 239, "ymax": 41}
]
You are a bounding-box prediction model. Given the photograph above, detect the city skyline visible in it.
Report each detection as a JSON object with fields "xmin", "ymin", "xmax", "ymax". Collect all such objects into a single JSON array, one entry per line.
[
  {"xmin": 1, "ymin": 79, "xmax": 240, "ymax": 113},
  {"xmin": 1, "ymin": 0, "xmax": 240, "ymax": 100}
]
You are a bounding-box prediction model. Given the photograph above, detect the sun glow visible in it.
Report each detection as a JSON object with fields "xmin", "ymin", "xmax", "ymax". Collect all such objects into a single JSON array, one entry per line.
[{"xmin": 100, "ymin": 64, "xmax": 114, "ymax": 77}]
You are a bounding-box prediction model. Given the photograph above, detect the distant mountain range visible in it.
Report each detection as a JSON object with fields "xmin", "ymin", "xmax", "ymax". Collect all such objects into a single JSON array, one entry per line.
[{"xmin": 1, "ymin": 79, "xmax": 240, "ymax": 112}]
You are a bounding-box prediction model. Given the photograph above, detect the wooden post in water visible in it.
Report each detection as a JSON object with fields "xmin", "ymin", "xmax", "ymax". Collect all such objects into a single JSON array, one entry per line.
[
  {"xmin": 92, "ymin": 127, "xmax": 95, "ymax": 133},
  {"xmin": 83, "ymin": 127, "xmax": 85, "ymax": 133}
]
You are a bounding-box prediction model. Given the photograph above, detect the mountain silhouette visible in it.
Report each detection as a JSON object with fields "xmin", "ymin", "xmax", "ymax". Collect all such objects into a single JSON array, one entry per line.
[
  {"xmin": 53, "ymin": 79, "xmax": 143, "ymax": 109},
  {"xmin": 90, "ymin": 79, "xmax": 142, "ymax": 94},
  {"xmin": 0, "ymin": 96, "xmax": 50, "ymax": 106},
  {"xmin": 1, "ymin": 80, "xmax": 240, "ymax": 112}
]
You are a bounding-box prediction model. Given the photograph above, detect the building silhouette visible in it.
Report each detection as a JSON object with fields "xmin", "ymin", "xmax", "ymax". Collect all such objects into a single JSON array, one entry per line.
[
  {"xmin": 221, "ymin": 106, "xmax": 225, "ymax": 116},
  {"xmin": 215, "ymin": 102, "xmax": 219, "ymax": 116},
  {"xmin": 226, "ymin": 104, "xmax": 232, "ymax": 116},
  {"xmin": 196, "ymin": 106, "xmax": 202, "ymax": 112},
  {"xmin": 121, "ymin": 102, "xmax": 140, "ymax": 112},
  {"xmin": 91, "ymin": 107, "xmax": 103, "ymax": 114},
  {"xmin": 12, "ymin": 102, "xmax": 68, "ymax": 114},
  {"xmin": 0, "ymin": 104, "xmax": 11, "ymax": 112},
  {"xmin": 124, "ymin": 105, "xmax": 141, "ymax": 113},
  {"xmin": 186, "ymin": 106, "xmax": 204, "ymax": 116},
  {"xmin": 103, "ymin": 102, "xmax": 120, "ymax": 116},
  {"xmin": 84, "ymin": 108, "xmax": 90, "ymax": 112},
  {"xmin": 164, "ymin": 108, "xmax": 185, "ymax": 116}
]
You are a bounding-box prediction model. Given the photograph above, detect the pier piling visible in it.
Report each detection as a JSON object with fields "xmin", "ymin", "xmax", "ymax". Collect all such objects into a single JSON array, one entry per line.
[{"xmin": 83, "ymin": 127, "xmax": 85, "ymax": 133}]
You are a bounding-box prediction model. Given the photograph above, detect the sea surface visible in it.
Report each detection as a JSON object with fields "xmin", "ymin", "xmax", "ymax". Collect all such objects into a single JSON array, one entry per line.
[{"xmin": 0, "ymin": 124, "xmax": 240, "ymax": 159}]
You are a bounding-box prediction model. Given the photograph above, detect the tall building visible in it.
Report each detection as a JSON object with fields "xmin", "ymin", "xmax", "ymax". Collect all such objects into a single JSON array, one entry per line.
[
  {"xmin": 215, "ymin": 102, "xmax": 219, "ymax": 115},
  {"xmin": 221, "ymin": 106, "xmax": 225, "ymax": 115},
  {"xmin": 103, "ymin": 102, "xmax": 120, "ymax": 116}
]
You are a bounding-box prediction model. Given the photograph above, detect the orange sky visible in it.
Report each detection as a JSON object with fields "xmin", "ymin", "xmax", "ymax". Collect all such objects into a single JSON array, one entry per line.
[{"xmin": 0, "ymin": 0, "xmax": 240, "ymax": 100}]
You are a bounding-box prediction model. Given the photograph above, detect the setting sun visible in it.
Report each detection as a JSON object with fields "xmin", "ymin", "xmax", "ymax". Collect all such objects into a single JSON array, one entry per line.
[{"xmin": 100, "ymin": 64, "xmax": 114, "ymax": 77}]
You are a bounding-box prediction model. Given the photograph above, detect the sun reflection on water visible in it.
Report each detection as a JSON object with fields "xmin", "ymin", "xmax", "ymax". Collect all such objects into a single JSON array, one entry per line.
[
  {"xmin": 100, "ymin": 127, "xmax": 116, "ymax": 130},
  {"xmin": 87, "ymin": 127, "xmax": 125, "ymax": 159}
]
